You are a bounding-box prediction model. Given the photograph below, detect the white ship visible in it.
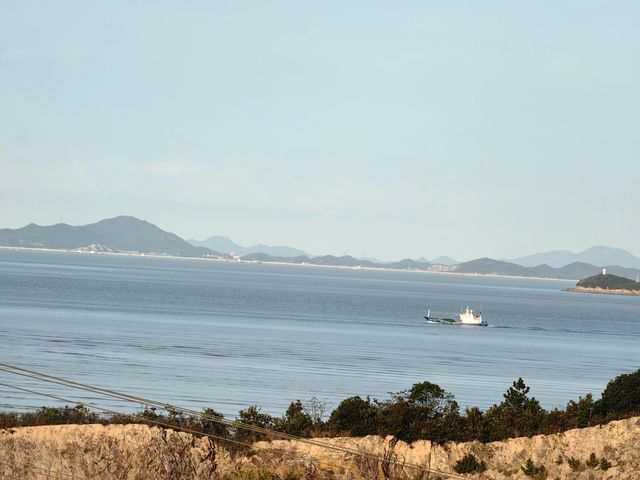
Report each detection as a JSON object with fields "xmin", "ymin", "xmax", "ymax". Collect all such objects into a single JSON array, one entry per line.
[
  {"xmin": 458, "ymin": 306, "xmax": 484, "ymax": 325},
  {"xmin": 424, "ymin": 306, "xmax": 487, "ymax": 326}
]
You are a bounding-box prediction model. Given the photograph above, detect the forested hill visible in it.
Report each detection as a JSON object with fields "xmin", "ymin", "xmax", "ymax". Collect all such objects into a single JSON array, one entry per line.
[{"xmin": 576, "ymin": 273, "xmax": 640, "ymax": 291}]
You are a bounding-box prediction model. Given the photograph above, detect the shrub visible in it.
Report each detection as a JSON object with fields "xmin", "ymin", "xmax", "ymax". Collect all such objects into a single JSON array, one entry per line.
[
  {"xmin": 406, "ymin": 381, "xmax": 458, "ymax": 415},
  {"xmin": 485, "ymin": 378, "xmax": 545, "ymax": 440},
  {"xmin": 585, "ymin": 452, "xmax": 599, "ymax": 468},
  {"xmin": 453, "ymin": 454, "xmax": 487, "ymax": 474},
  {"xmin": 197, "ymin": 408, "xmax": 230, "ymax": 438},
  {"xmin": 275, "ymin": 400, "xmax": 313, "ymax": 436},
  {"xmin": 380, "ymin": 382, "xmax": 460, "ymax": 443},
  {"xmin": 19, "ymin": 405, "xmax": 98, "ymax": 426},
  {"xmin": 304, "ymin": 396, "xmax": 329, "ymax": 430},
  {"xmin": 327, "ymin": 396, "xmax": 378, "ymax": 437},
  {"xmin": 599, "ymin": 458, "xmax": 612, "ymax": 470},
  {"xmin": 567, "ymin": 457, "xmax": 582, "ymax": 471},
  {"xmin": 521, "ymin": 458, "xmax": 547, "ymax": 479},
  {"xmin": 594, "ymin": 369, "xmax": 640, "ymax": 415},
  {"xmin": 0, "ymin": 412, "xmax": 19, "ymax": 429},
  {"xmin": 565, "ymin": 394, "xmax": 594, "ymax": 428},
  {"xmin": 235, "ymin": 406, "xmax": 276, "ymax": 442}
]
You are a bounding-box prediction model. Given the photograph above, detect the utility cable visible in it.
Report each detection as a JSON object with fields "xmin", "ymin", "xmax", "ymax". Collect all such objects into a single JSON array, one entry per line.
[
  {"xmin": 0, "ymin": 459, "xmax": 78, "ymax": 480},
  {"xmin": 0, "ymin": 363, "xmax": 467, "ymax": 479},
  {"xmin": 0, "ymin": 381, "xmax": 255, "ymax": 450},
  {"xmin": 0, "ymin": 362, "xmax": 469, "ymax": 479},
  {"xmin": 0, "ymin": 382, "xmax": 342, "ymax": 480}
]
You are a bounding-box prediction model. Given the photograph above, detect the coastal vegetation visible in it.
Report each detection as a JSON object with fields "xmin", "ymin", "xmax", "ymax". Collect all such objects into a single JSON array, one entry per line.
[
  {"xmin": 2, "ymin": 369, "xmax": 639, "ymax": 447},
  {"xmin": 453, "ymin": 454, "xmax": 486, "ymax": 474},
  {"xmin": 521, "ymin": 458, "xmax": 547, "ymax": 479},
  {"xmin": 574, "ymin": 272, "xmax": 640, "ymax": 292},
  {"xmin": 2, "ymin": 419, "xmax": 634, "ymax": 480}
]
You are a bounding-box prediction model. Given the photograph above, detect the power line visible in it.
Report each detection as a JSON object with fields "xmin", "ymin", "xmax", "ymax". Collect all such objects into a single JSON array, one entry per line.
[
  {"xmin": 4, "ymin": 380, "xmax": 424, "ymax": 480},
  {"xmin": 0, "ymin": 381, "xmax": 255, "ymax": 450},
  {"xmin": 0, "ymin": 362, "xmax": 469, "ymax": 479},
  {"xmin": 0, "ymin": 381, "xmax": 331, "ymax": 479},
  {"xmin": 0, "ymin": 459, "xmax": 78, "ymax": 480},
  {"xmin": 0, "ymin": 382, "xmax": 95, "ymax": 408},
  {"xmin": 0, "ymin": 362, "xmax": 466, "ymax": 479}
]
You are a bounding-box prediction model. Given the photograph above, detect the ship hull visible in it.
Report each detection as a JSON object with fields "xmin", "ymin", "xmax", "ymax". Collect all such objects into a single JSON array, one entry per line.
[{"xmin": 424, "ymin": 316, "xmax": 487, "ymax": 327}]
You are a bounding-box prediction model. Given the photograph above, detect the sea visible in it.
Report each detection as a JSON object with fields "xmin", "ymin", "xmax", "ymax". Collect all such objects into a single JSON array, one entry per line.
[{"xmin": 0, "ymin": 249, "xmax": 638, "ymax": 418}]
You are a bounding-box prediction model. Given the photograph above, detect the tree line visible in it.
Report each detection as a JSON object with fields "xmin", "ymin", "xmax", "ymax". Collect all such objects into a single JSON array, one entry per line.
[{"xmin": 1, "ymin": 369, "xmax": 639, "ymax": 445}]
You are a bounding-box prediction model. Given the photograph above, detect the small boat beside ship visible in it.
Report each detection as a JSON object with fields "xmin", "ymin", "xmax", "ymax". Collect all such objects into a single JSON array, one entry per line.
[{"xmin": 425, "ymin": 306, "xmax": 487, "ymax": 326}]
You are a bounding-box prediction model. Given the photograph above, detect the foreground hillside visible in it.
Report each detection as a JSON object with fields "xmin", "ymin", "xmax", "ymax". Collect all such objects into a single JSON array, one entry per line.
[{"xmin": 1, "ymin": 417, "xmax": 639, "ymax": 479}]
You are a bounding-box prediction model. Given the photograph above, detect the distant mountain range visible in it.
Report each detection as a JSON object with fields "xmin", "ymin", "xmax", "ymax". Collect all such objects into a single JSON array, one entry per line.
[
  {"xmin": 241, "ymin": 253, "xmax": 431, "ymax": 270},
  {"xmin": 0, "ymin": 216, "xmax": 222, "ymax": 258},
  {"xmin": 239, "ymin": 253, "xmax": 640, "ymax": 280},
  {"xmin": 430, "ymin": 256, "xmax": 459, "ymax": 266},
  {"xmin": 1, "ymin": 216, "xmax": 639, "ymax": 281},
  {"xmin": 451, "ymin": 257, "xmax": 640, "ymax": 281},
  {"xmin": 509, "ymin": 246, "xmax": 640, "ymax": 269},
  {"xmin": 189, "ymin": 235, "xmax": 308, "ymax": 258}
]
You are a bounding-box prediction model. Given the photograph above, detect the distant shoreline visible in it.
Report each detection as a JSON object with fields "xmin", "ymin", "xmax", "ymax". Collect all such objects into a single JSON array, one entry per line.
[
  {"xmin": 565, "ymin": 286, "xmax": 640, "ymax": 297},
  {"xmin": 239, "ymin": 258, "xmax": 573, "ymax": 282},
  {"xmin": 0, "ymin": 245, "xmax": 573, "ymax": 282},
  {"xmin": 0, "ymin": 245, "xmax": 225, "ymax": 262}
]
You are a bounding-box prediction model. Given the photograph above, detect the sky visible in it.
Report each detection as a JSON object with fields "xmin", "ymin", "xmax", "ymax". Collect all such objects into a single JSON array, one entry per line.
[{"xmin": 1, "ymin": 1, "xmax": 638, "ymax": 261}]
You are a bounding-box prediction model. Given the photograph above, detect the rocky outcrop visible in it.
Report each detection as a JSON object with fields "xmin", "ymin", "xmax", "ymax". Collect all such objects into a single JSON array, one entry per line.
[
  {"xmin": 1, "ymin": 417, "xmax": 639, "ymax": 479},
  {"xmin": 566, "ymin": 286, "xmax": 640, "ymax": 296}
]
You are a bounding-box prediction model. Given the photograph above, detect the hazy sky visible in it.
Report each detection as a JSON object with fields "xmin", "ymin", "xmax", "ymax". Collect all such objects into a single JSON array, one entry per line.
[{"xmin": 1, "ymin": 1, "xmax": 638, "ymax": 261}]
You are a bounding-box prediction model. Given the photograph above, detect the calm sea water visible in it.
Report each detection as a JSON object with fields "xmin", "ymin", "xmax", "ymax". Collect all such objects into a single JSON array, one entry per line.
[{"xmin": 0, "ymin": 249, "xmax": 638, "ymax": 417}]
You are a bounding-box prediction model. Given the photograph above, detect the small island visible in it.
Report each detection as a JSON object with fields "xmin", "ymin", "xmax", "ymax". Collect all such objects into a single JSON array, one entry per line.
[{"xmin": 567, "ymin": 269, "xmax": 640, "ymax": 296}]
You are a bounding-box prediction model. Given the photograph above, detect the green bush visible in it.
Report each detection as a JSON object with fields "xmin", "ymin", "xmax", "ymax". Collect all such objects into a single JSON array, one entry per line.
[
  {"xmin": 235, "ymin": 406, "xmax": 276, "ymax": 442},
  {"xmin": 275, "ymin": 400, "xmax": 313, "ymax": 436},
  {"xmin": 130, "ymin": 406, "xmax": 231, "ymax": 440},
  {"xmin": 19, "ymin": 405, "xmax": 98, "ymax": 426},
  {"xmin": 327, "ymin": 396, "xmax": 378, "ymax": 437},
  {"xmin": 453, "ymin": 454, "xmax": 487, "ymax": 474},
  {"xmin": 379, "ymin": 381, "xmax": 460, "ymax": 443},
  {"xmin": 585, "ymin": 452, "xmax": 599, "ymax": 468},
  {"xmin": 0, "ymin": 412, "xmax": 19, "ymax": 429},
  {"xmin": 594, "ymin": 369, "xmax": 640, "ymax": 415},
  {"xmin": 564, "ymin": 394, "xmax": 594, "ymax": 428},
  {"xmin": 4, "ymin": 371, "xmax": 640, "ymax": 450},
  {"xmin": 484, "ymin": 378, "xmax": 545, "ymax": 440},
  {"xmin": 567, "ymin": 457, "xmax": 582, "ymax": 471},
  {"xmin": 521, "ymin": 458, "xmax": 547, "ymax": 479},
  {"xmin": 197, "ymin": 407, "xmax": 230, "ymax": 438},
  {"xmin": 599, "ymin": 457, "xmax": 612, "ymax": 470}
]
